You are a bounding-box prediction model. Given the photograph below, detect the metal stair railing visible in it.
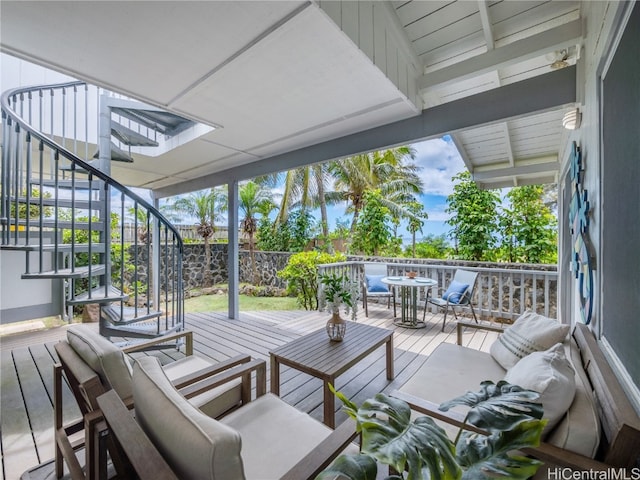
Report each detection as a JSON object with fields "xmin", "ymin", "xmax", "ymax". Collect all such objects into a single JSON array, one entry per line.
[{"xmin": 1, "ymin": 81, "xmax": 184, "ymax": 337}]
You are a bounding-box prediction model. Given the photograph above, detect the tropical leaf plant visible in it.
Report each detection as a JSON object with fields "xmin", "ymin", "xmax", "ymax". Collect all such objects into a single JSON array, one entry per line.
[{"xmin": 317, "ymin": 381, "xmax": 545, "ymax": 480}]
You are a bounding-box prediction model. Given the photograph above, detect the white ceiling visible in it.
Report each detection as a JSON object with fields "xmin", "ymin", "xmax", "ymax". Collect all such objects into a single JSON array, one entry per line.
[{"xmin": 1, "ymin": 0, "xmax": 583, "ymax": 193}]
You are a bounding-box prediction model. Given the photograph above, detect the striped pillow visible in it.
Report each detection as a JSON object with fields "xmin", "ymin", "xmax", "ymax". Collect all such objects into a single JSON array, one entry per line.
[{"xmin": 490, "ymin": 310, "xmax": 570, "ymax": 369}]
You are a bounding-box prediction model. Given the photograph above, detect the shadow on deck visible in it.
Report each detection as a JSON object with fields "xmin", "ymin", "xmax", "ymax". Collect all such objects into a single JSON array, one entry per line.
[{"xmin": 0, "ymin": 303, "xmax": 497, "ymax": 479}]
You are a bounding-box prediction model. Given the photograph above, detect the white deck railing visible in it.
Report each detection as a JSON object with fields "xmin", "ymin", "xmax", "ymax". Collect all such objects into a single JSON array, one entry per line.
[{"xmin": 318, "ymin": 261, "xmax": 557, "ymax": 321}]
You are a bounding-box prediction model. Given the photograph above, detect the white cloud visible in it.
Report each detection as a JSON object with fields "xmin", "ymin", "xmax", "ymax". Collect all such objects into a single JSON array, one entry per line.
[
  {"xmin": 410, "ymin": 137, "xmax": 466, "ymax": 196},
  {"xmin": 424, "ymin": 204, "xmax": 450, "ymax": 222}
]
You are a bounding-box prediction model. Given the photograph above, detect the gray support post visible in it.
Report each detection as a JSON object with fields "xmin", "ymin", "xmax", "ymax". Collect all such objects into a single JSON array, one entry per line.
[
  {"xmin": 98, "ymin": 94, "xmax": 111, "ymax": 175},
  {"xmin": 227, "ymin": 180, "xmax": 239, "ymax": 319},
  {"xmin": 98, "ymin": 94, "xmax": 111, "ymax": 289},
  {"xmin": 152, "ymin": 193, "xmax": 161, "ymax": 312}
]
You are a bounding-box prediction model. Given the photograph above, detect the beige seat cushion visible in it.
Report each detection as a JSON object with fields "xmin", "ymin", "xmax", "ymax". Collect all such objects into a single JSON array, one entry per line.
[
  {"xmin": 221, "ymin": 393, "xmax": 351, "ymax": 480},
  {"xmin": 133, "ymin": 356, "xmax": 245, "ymax": 480},
  {"xmin": 67, "ymin": 325, "xmax": 133, "ymax": 399},
  {"xmin": 399, "ymin": 342, "xmax": 506, "ymax": 438},
  {"xmin": 400, "ymin": 342, "xmax": 506, "ymax": 406}
]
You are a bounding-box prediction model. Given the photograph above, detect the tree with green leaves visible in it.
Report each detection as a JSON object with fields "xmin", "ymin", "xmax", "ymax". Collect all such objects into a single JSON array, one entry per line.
[
  {"xmin": 277, "ymin": 251, "xmax": 346, "ymax": 310},
  {"xmin": 405, "ymin": 200, "xmax": 429, "ymax": 258},
  {"xmin": 239, "ymin": 181, "xmax": 274, "ymax": 284},
  {"xmin": 351, "ymin": 190, "xmax": 393, "ymax": 256},
  {"xmin": 446, "ymin": 171, "xmax": 500, "ymax": 261},
  {"xmin": 258, "ymin": 162, "xmax": 333, "ymax": 239},
  {"xmin": 257, "ymin": 208, "xmax": 318, "ymax": 253},
  {"xmin": 501, "ymin": 185, "xmax": 557, "ymax": 263},
  {"xmin": 9, "ymin": 187, "xmax": 53, "ymax": 219},
  {"xmin": 172, "ymin": 188, "xmax": 227, "ymax": 286},
  {"xmin": 409, "ymin": 233, "xmax": 450, "ymax": 259},
  {"xmin": 329, "ymin": 147, "xmax": 424, "ymax": 235}
]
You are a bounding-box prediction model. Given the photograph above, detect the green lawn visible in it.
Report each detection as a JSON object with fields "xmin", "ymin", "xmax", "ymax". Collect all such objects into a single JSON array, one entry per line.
[{"xmin": 184, "ymin": 294, "xmax": 299, "ymax": 313}]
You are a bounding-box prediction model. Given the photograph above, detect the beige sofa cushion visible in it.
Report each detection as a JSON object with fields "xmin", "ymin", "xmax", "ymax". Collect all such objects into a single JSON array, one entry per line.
[
  {"xmin": 490, "ymin": 310, "xmax": 570, "ymax": 369},
  {"xmin": 222, "ymin": 393, "xmax": 351, "ymax": 480},
  {"xmin": 133, "ymin": 356, "xmax": 245, "ymax": 480},
  {"xmin": 400, "ymin": 342, "xmax": 506, "ymax": 406},
  {"xmin": 399, "ymin": 342, "xmax": 506, "ymax": 439},
  {"xmin": 504, "ymin": 343, "xmax": 576, "ymax": 434},
  {"xmin": 67, "ymin": 325, "xmax": 133, "ymax": 399}
]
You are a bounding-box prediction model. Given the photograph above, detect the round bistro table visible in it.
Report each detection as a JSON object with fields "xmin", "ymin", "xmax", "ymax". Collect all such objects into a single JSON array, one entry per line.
[{"xmin": 382, "ymin": 276, "xmax": 437, "ymax": 329}]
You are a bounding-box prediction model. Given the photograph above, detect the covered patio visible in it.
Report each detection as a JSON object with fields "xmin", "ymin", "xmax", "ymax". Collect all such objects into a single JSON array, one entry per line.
[
  {"xmin": 1, "ymin": 0, "xmax": 639, "ymax": 477},
  {"xmin": 1, "ymin": 305, "xmax": 498, "ymax": 479}
]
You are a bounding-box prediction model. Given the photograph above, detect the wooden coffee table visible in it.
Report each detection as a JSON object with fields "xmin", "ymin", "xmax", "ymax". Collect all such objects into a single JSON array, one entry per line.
[{"xmin": 270, "ymin": 321, "xmax": 394, "ymax": 428}]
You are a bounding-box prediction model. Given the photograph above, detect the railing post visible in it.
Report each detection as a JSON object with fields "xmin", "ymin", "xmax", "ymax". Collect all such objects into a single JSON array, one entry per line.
[{"xmin": 152, "ymin": 194, "xmax": 161, "ymax": 324}]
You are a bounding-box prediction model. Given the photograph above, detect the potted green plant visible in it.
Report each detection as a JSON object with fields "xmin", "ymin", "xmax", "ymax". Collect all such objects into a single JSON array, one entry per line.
[
  {"xmin": 318, "ymin": 381, "xmax": 546, "ymax": 480},
  {"xmin": 318, "ymin": 272, "xmax": 359, "ymax": 341}
]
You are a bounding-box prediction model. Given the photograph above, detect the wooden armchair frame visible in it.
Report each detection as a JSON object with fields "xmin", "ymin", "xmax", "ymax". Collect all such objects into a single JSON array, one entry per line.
[
  {"xmin": 54, "ymin": 329, "xmax": 254, "ymax": 480},
  {"xmin": 96, "ymin": 359, "xmax": 358, "ymax": 480}
]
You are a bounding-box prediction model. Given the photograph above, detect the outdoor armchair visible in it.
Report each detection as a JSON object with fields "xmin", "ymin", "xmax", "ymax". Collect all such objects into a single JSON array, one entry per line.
[
  {"xmin": 54, "ymin": 325, "xmax": 250, "ymax": 480},
  {"xmin": 362, "ymin": 262, "xmax": 396, "ymax": 317},
  {"xmin": 423, "ymin": 268, "xmax": 478, "ymax": 330},
  {"xmin": 95, "ymin": 356, "xmax": 359, "ymax": 480}
]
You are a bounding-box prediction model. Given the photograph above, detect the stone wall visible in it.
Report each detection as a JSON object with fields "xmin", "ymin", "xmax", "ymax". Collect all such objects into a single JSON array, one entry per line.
[
  {"xmin": 126, "ymin": 245, "xmax": 557, "ymax": 318},
  {"xmin": 126, "ymin": 244, "xmax": 290, "ymax": 291}
]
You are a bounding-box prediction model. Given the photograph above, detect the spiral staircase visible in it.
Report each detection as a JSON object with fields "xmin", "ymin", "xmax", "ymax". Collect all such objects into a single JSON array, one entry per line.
[{"xmin": 1, "ymin": 81, "xmax": 186, "ymax": 339}]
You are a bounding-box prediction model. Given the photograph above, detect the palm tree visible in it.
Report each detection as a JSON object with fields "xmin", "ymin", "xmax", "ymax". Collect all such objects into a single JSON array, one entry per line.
[
  {"xmin": 329, "ymin": 146, "xmax": 424, "ymax": 235},
  {"xmin": 258, "ymin": 163, "xmax": 333, "ymax": 239},
  {"xmin": 171, "ymin": 188, "xmax": 226, "ymax": 286},
  {"xmin": 239, "ymin": 181, "xmax": 274, "ymax": 285},
  {"xmin": 405, "ymin": 200, "xmax": 429, "ymax": 258}
]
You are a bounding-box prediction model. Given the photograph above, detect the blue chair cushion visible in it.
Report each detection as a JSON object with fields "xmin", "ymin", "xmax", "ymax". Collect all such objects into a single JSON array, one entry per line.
[
  {"xmin": 366, "ymin": 275, "xmax": 389, "ymax": 293},
  {"xmin": 442, "ymin": 280, "xmax": 469, "ymax": 304}
]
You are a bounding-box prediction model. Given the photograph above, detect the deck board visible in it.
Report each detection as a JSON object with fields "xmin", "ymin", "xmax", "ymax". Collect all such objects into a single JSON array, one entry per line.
[
  {"xmin": 12, "ymin": 347, "xmax": 56, "ymax": 464},
  {"xmin": 1, "ymin": 304, "xmax": 495, "ymax": 479},
  {"xmin": 1, "ymin": 350, "xmax": 40, "ymax": 480}
]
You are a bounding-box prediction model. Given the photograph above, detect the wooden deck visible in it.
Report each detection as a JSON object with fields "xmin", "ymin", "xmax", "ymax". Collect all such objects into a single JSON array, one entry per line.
[{"xmin": 0, "ymin": 304, "xmax": 499, "ymax": 480}]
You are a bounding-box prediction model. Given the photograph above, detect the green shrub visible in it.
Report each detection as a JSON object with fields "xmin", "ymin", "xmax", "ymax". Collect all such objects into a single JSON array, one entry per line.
[{"xmin": 277, "ymin": 251, "xmax": 345, "ymax": 310}]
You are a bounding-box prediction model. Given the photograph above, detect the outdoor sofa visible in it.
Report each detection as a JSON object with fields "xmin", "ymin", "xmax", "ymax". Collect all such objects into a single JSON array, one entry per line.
[{"xmin": 393, "ymin": 312, "xmax": 640, "ymax": 473}]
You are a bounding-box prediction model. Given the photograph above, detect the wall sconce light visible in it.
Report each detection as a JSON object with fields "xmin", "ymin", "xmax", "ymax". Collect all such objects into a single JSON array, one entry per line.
[{"xmin": 563, "ymin": 108, "xmax": 582, "ymax": 130}]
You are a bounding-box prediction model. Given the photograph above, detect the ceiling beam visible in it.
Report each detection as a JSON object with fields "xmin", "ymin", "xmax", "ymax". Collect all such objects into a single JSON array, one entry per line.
[
  {"xmin": 471, "ymin": 159, "xmax": 559, "ymax": 181},
  {"xmin": 419, "ymin": 19, "xmax": 581, "ymax": 90},
  {"xmin": 154, "ymin": 66, "xmax": 575, "ymax": 198},
  {"xmin": 477, "ymin": 0, "xmax": 495, "ymax": 51},
  {"xmin": 478, "ymin": 174, "xmax": 558, "ymax": 189},
  {"xmin": 450, "ymin": 134, "xmax": 473, "ymax": 172},
  {"xmin": 501, "ymin": 123, "xmax": 514, "ymax": 167}
]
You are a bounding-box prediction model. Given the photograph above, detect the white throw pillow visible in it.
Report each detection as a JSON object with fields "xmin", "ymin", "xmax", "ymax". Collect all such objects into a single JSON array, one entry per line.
[
  {"xmin": 504, "ymin": 343, "xmax": 576, "ymax": 434},
  {"xmin": 490, "ymin": 310, "xmax": 570, "ymax": 369}
]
